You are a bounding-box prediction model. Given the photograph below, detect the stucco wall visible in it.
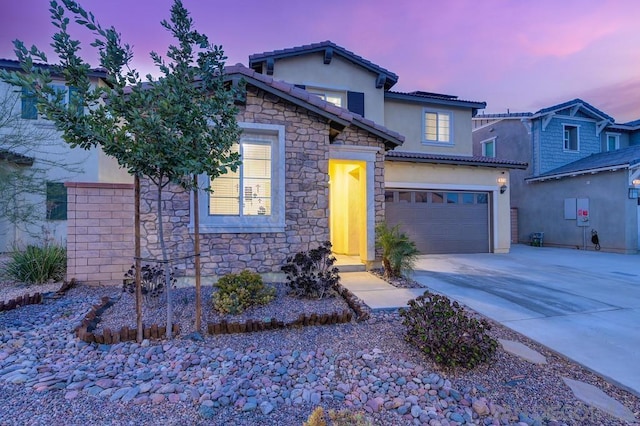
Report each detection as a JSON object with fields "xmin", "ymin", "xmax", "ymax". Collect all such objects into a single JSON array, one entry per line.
[
  {"xmin": 384, "ymin": 161, "xmax": 512, "ymax": 253},
  {"xmin": 268, "ymin": 54, "xmax": 386, "ymax": 124},
  {"xmin": 520, "ymin": 171, "xmax": 637, "ymax": 253},
  {"xmin": 384, "ymin": 99, "xmax": 474, "ymax": 156}
]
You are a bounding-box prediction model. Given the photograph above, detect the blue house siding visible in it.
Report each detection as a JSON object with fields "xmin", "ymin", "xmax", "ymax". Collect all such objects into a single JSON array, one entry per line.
[
  {"xmin": 538, "ymin": 117, "xmax": 600, "ymax": 174},
  {"xmin": 630, "ymin": 131, "xmax": 640, "ymax": 146}
]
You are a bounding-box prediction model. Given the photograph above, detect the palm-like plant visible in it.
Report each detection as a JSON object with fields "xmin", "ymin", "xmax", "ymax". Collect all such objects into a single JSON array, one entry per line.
[{"xmin": 375, "ymin": 223, "xmax": 420, "ymax": 278}]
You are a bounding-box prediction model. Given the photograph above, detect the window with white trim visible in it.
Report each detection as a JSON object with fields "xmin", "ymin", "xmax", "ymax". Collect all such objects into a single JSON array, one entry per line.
[
  {"xmin": 307, "ymin": 87, "xmax": 345, "ymax": 108},
  {"xmin": 563, "ymin": 124, "xmax": 579, "ymax": 151},
  {"xmin": 606, "ymin": 133, "xmax": 620, "ymax": 151},
  {"xmin": 423, "ymin": 110, "xmax": 451, "ymax": 143},
  {"xmin": 481, "ymin": 137, "xmax": 496, "ymax": 157},
  {"xmin": 196, "ymin": 123, "xmax": 285, "ymax": 233}
]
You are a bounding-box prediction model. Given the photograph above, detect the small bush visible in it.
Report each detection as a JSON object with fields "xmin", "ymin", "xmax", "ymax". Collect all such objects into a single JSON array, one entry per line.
[
  {"xmin": 399, "ymin": 292, "xmax": 498, "ymax": 369},
  {"xmin": 375, "ymin": 223, "xmax": 419, "ymax": 278},
  {"xmin": 281, "ymin": 241, "xmax": 339, "ymax": 299},
  {"xmin": 304, "ymin": 407, "xmax": 371, "ymax": 426},
  {"xmin": 4, "ymin": 244, "xmax": 66, "ymax": 284},
  {"xmin": 122, "ymin": 264, "xmax": 175, "ymax": 305},
  {"xmin": 304, "ymin": 407, "xmax": 327, "ymax": 426},
  {"xmin": 211, "ymin": 270, "xmax": 275, "ymax": 315}
]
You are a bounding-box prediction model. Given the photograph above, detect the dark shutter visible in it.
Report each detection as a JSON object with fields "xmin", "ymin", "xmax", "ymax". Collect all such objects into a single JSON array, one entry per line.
[
  {"xmin": 347, "ymin": 91, "xmax": 365, "ymax": 116},
  {"xmin": 21, "ymin": 87, "xmax": 37, "ymax": 119}
]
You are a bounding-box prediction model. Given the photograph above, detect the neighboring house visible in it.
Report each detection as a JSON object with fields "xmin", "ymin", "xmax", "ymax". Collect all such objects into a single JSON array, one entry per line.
[
  {"xmin": 0, "ymin": 59, "xmax": 131, "ymax": 252},
  {"xmin": 137, "ymin": 41, "xmax": 526, "ymax": 279},
  {"xmin": 473, "ymin": 99, "xmax": 640, "ymax": 253}
]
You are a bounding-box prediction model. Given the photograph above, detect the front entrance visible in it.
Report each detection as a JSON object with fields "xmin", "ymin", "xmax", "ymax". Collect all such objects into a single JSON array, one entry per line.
[{"xmin": 329, "ymin": 160, "xmax": 366, "ymax": 256}]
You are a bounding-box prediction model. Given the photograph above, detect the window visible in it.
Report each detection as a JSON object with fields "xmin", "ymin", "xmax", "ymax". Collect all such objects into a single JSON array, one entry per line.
[
  {"xmin": 563, "ymin": 124, "xmax": 579, "ymax": 151},
  {"xmin": 446, "ymin": 193, "xmax": 458, "ymax": 204},
  {"xmin": 423, "ymin": 110, "xmax": 451, "ymax": 143},
  {"xmin": 481, "ymin": 137, "xmax": 496, "ymax": 157},
  {"xmin": 21, "ymin": 88, "xmax": 37, "ymax": 119},
  {"xmin": 606, "ymin": 133, "xmax": 620, "ymax": 151},
  {"xmin": 21, "ymin": 84, "xmax": 83, "ymax": 119},
  {"xmin": 198, "ymin": 123, "xmax": 285, "ymax": 233},
  {"xmin": 46, "ymin": 182, "xmax": 67, "ymax": 220},
  {"xmin": 307, "ymin": 88, "xmax": 345, "ymax": 108}
]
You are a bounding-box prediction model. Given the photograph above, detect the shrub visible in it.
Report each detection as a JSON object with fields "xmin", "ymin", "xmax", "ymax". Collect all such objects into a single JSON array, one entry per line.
[
  {"xmin": 122, "ymin": 264, "xmax": 175, "ymax": 304},
  {"xmin": 211, "ymin": 270, "xmax": 275, "ymax": 315},
  {"xmin": 375, "ymin": 223, "xmax": 419, "ymax": 278},
  {"xmin": 304, "ymin": 407, "xmax": 371, "ymax": 426},
  {"xmin": 281, "ymin": 241, "xmax": 339, "ymax": 299},
  {"xmin": 4, "ymin": 244, "xmax": 66, "ymax": 284},
  {"xmin": 399, "ymin": 292, "xmax": 498, "ymax": 369}
]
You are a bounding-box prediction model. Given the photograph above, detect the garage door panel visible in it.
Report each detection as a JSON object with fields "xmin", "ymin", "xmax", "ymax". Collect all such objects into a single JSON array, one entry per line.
[{"xmin": 386, "ymin": 190, "xmax": 489, "ymax": 254}]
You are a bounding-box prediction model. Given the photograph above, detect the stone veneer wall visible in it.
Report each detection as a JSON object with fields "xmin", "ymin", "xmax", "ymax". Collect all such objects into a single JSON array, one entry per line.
[
  {"xmin": 140, "ymin": 86, "xmax": 387, "ymax": 276},
  {"xmin": 66, "ymin": 182, "xmax": 134, "ymax": 285}
]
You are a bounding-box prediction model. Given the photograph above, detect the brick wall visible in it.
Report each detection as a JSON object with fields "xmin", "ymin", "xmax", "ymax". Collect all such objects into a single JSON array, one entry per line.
[
  {"xmin": 66, "ymin": 182, "xmax": 134, "ymax": 285},
  {"xmin": 510, "ymin": 207, "xmax": 518, "ymax": 244}
]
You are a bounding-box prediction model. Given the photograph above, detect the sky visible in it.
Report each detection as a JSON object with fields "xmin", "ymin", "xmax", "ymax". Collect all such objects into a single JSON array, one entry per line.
[{"xmin": 2, "ymin": 0, "xmax": 640, "ymax": 123}]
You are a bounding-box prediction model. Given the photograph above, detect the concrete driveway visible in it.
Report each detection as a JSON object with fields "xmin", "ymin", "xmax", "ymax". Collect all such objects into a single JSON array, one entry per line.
[{"xmin": 412, "ymin": 245, "xmax": 640, "ymax": 396}]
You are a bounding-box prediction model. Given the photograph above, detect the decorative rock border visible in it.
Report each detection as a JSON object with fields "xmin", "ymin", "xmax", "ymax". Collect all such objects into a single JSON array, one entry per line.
[
  {"xmin": 0, "ymin": 293, "xmax": 44, "ymax": 312},
  {"xmin": 74, "ymin": 281, "xmax": 366, "ymax": 342},
  {"xmin": 0, "ymin": 278, "xmax": 78, "ymax": 313},
  {"xmin": 75, "ymin": 295, "xmax": 180, "ymax": 344}
]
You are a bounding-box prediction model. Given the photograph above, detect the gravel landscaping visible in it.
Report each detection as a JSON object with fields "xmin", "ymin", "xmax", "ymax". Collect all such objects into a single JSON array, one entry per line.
[{"xmin": 1, "ymin": 278, "xmax": 639, "ymax": 425}]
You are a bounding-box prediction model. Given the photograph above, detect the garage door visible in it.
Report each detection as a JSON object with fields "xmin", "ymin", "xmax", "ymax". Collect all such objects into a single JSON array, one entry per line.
[{"xmin": 385, "ymin": 190, "xmax": 490, "ymax": 254}]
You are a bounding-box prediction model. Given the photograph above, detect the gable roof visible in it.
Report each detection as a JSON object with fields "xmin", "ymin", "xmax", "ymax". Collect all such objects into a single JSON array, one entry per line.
[
  {"xmin": 248, "ymin": 41, "xmax": 399, "ymax": 90},
  {"xmin": 386, "ymin": 90, "xmax": 486, "ymax": 111},
  {"xmin": 0, "ymin": 149, "xmax": 34, "ymax": 166},
  {"xmin": 225, "ymin": 63, "xmax": 404, "ymax": 148},
  {"xmin": 527, "ymin": 145, "xmax": 640, "ymax": 182},
  {"xmin": 0, "ymin": 58, "xmax": 108, "ymax": 80},
  {"xmin": 531, "ymin": 98, "xmax": 614, "ymax": 122},
  {"xmin": 385, "ymin": 150, "xmax": 528, "ymax": 170}
]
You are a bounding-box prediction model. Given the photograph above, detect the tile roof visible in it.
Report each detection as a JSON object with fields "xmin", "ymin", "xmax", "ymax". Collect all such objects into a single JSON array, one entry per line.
[
  {"xmin": 622, "ymin": 119, "xmax": 640, "ymax": 128},
  {"xmin": 225, "ymin": 63, "xmax": 404, "ymax": 147},
  {"xmin": 248, "ymin": 41, "xmax": 399, "ymax": 90},
  {"xmin": 0, "ymin": 148, "xmax": 34, "ymax": 166},
  {"xmin": 532, "ymin": 98, "xmax": 614, "ymax": 122},
  {"xmin": 385, "ymin": 150, "xmax": 528, "ymax": 169},
  {"xmin": 0, "ymin": 58, "xmax": 108, "ymax": 79},
  {"xmin": 530, "ymin": 145, "xmax": 640, "ymax": 181},
  {"xmin": 385, "ymin": 91, "xmax": 486, "ymax": 109},
  {"xmin": 474, "ymin": 112, "xmax": 533, "ymax": 119}
]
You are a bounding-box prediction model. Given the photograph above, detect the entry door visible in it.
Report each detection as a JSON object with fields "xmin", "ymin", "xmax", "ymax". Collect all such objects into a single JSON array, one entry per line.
[{"xmin": 329, "ymin": 161, "xmax": 365, "ymax": 256}]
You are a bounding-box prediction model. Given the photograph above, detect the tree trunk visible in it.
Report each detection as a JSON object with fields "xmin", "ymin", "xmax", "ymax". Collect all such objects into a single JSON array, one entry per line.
[
  {"xmin": 193, "ymin": 175, "xmax": 202, "ymax": 333},
  {"xmin": 135, "ymin": 175, "xmax": 143, "ymax": 343},
  {"xmin": 156, "ymin": 181, "xmax": 173, "ymax": 339}
]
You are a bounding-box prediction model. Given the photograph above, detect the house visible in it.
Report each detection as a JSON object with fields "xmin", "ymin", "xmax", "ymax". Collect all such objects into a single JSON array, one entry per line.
[
  {"xmin": 0, "ymin": 59, "xmax": 131, "ymax": 253},
  {"xmin": 129, "ymin": 41, "xmax": 526, "ymax": 281},
  {"xmin": 473, "ymin": 99, "xmax": 640, "ymax": 253}
]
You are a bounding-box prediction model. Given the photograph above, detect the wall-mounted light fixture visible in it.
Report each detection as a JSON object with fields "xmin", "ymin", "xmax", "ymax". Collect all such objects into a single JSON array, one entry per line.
[
  {"xmin": 497, "ymin": 176, "xmax": 508, "ymax": 194},
  {"xmin": 633, "ymin": 179, "xmax": 640, "ymax": 186}
]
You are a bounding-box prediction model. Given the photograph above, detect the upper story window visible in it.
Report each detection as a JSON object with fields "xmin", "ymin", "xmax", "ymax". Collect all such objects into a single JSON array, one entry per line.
[
  {"xmin": 197, "ymin": 123, "xmax": 285, "ymax": 233},
  {"xmin": 307, "ymin": 88, "xmax": 345, "ymax": 108},
  {"xmin": 21, "ymin": 84, "xmax": 83, "ymax": 120},
  {"xmin": 606, "ymin": 133, "xmax": 620, "ymax": 151},
  {"xmin": 563, "ymin": 124, "xmax": 579, "ymax": 151},
  {"xmin": 423, "ymin": 109, "xmax": 451, "ymax": 144},
  {"xmin": 481, "ymin": 137, "xmax": 496, "ymax": 157}
]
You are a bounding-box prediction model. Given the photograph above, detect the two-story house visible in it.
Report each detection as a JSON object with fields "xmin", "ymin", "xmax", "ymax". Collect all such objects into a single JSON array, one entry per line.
[
  {"xmin": 473, "ymin": 99, "xmax": 640, "ymax": 253},
  {"xmin": 0, "ymin": 59, "xmax": 131, "ymax": 252},
  {"xmin": 136, "ymin": 41, "xmax": 527, "ymax": 278}
]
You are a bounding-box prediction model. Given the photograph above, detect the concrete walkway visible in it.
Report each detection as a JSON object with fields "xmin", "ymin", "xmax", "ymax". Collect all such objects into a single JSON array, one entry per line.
[{"xmin": 339, "ymin": 271, "xmax": 426, "ymax": 310}]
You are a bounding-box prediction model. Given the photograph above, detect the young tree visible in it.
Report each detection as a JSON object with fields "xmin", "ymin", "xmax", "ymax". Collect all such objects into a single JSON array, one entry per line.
[{"xmin": 1, "ymin": 0, "xmax": 242, "ymax": 339}]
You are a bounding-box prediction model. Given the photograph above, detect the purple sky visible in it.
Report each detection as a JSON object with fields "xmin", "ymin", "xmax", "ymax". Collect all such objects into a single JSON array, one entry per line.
[{"xmin": 3, "ymin": 0, "xmax": 640, "ymax": 122}]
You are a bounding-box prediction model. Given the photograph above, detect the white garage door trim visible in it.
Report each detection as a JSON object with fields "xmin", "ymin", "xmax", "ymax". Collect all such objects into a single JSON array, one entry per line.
[{"xmin": 385, "ymin": 181, "xmax": 500, "ymax": 253}]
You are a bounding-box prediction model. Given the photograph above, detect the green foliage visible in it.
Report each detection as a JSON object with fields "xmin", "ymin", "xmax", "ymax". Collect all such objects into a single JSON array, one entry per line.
[
  {"xmin": 303, "ymin": 407, "xmax": 371, "ymax": 426},
  {"xmin": 375, "ymin": 223, "xmax": 419, "ymax": 278},
  {"xmin": 211, "ymin": 270, "xmax": 275, "ymax": 315},
  {"xmin": 281, "ymin": 241, "xmax": 339, "ymax": 299},
  {"xmin": 303, "ymin": 407, "xmax": 326, "ymax": 426},
  {"xmin": 399, "ymin": 292, "xmax": 498, "ymax": 369},
  {"xmin": 4, "ymin": 244, "xmax": 66, "ymax": 284}
]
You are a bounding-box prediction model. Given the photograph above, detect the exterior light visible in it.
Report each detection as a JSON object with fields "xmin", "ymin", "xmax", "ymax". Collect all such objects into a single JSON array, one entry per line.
[
  {"xmin": 633, "ymin": 179, "xmax": 640, "ymax": 186},
  {"xmin": 497, "ymin": 176, "xmax": 507, "ymax": 194}
]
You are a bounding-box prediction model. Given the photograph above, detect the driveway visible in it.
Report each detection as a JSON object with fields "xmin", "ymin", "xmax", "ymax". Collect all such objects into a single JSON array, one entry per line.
[{"xmin": 412, "ymin": 244, "xmax": 640, "ymax": 396}]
